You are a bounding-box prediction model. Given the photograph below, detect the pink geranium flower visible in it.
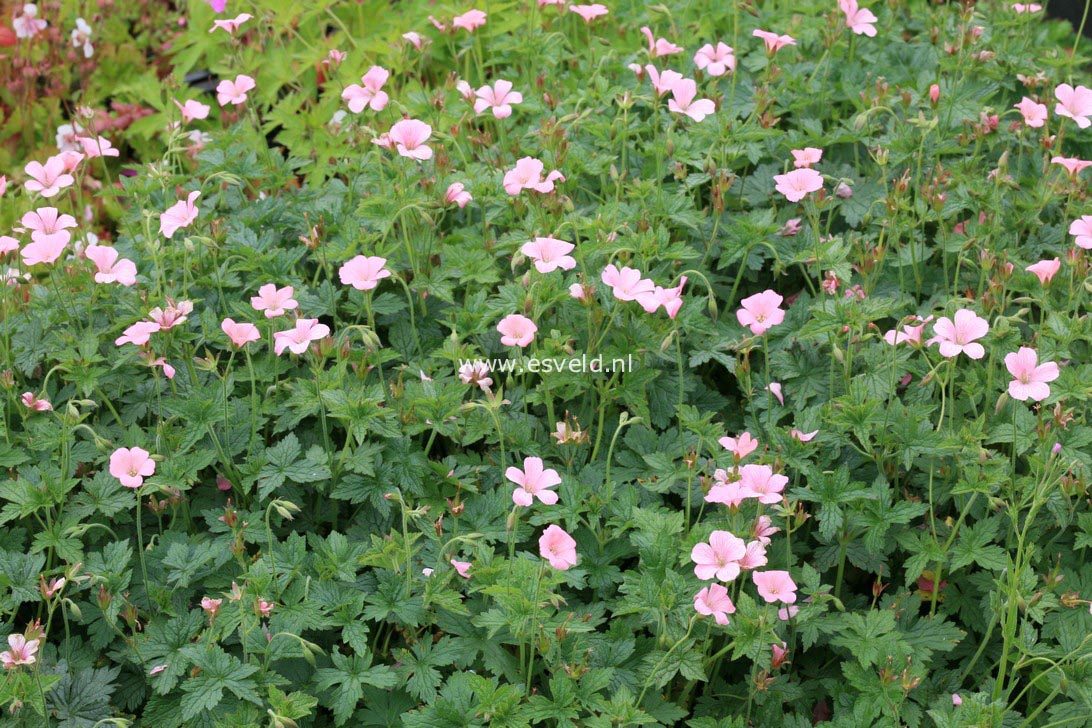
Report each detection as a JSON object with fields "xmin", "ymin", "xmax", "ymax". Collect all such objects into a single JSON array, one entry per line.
[
  {"xmin": 20, "ymin": 207, "xmax": 77, "ymax": 265},
  {"xmin": 474, "ymin": 80, "xmax": 522, "ymax": 119},
  {"xmin": 387, "ymin": 119, "xmax": 433, "ymax": 160},
  {"xmin": 929, "ymin": 309, "xmax": 989, "ymax": 359},
  {"xmin": 693, "ymin": 42, "xmax": 735, "ymax": 76},
  {"xmin": 216, "ymin": 75, "xmax": 256, "ymax": 106},
  {"xmin": 883, "ymin": 314, "xmax": 933, "ymax": 346},
  {"xmin": 767, "ymin": 382, "xmax": 784, "ymax": 405},
  {"xmin": 13, "ymin": 4, "xmax": 47, "ymax": 39},
  {"xmin": 719, "ymin": 432, "xmax": 758, "ymax": 460},
  {"xmin": 738, "ymin": 540, "xmax": 768, "ymax": 570},
  {"xmin": 109, "ymin": 446, "xmax": 155, "ymax": 488},
  {"xmin": 209, "ymin": 13, "xmax": 251, "ymax": 34},
  {"xmin": 85, "ymin": 244, "xmax": 137, "ymax": 285},
  {"xmin": 452, "ymin": 9, "xmax": 487, "ymax": 32},
  {"xmin": 506, "ymin": 456, "xmax": 561, "ymax": 506},
  {"xmin": 149, "ymin": 357, "xmax": 176, "ymax": 380},
  {"xmin": 791, "ymin": 429, "xmax": 818, "ymax": 442},
  {"xmin": 521, "ymin": 237, "xmax": 576, "ymax": 273},
  {"xmin": 1070, "ymin": 216, "xmax": 1092, "ymax": 249},
  {"xmin": 0, "ymin": 235, "xmax": 16, "ymax": 255},
  {"xmin": 251, "ymin": 284, "xmax": 298, "ymax": 318},
  {"xmin": 601, "ymin": 264, "xmax": 655, "ymax": 301},
  {"xmin": 459, "ymin": 361, "xmax": 493, "ymax": 391},
  {"xmin": 148, "ymin": 300, "xmax": 192, "ymax": 330},
  {"xmin": 402, "ymin": 31, "xmax": 428, "ymax": 50},
  {"xmin": 753, "ymin": 29, "xmax": 796, "ymax": 54},
  {"xmin": 640, "ymin": 26, "xmax": 683, "ymax": 57},
  {"xmin": 694, "ymin": 583, "xmax": 736, "ymax": 625},
  {"xmin": 159, "ymin": 191, "xmax": 200, "ymax": 239},
  {"xmin": 1051, "ymin": 156, "xmax": 1092, "ymax": 177},
  {"xmin": 646, "ymin": 65, "xmax": 684, "ymax": 96},
  {"xmin": 1012, "ymin": 3, "xmax": 1042, "ymax": 11},
  {"xmin": 1014, "ymin": 97, "xmax": 1047, "ymax": 127},
  {"xmin": 791, "ymin": 148, "xmax": 823, "ymax": 168},
  {"xmin": 668, "ymin": 79, "xmax": 716, "ymax": 122},
  {"xmin": 201, "ymin": 597, "xmax": 222, "ymax": 619},
  {"xmin": 1, "ymin": 634, "xmax": 39, "ymax": 670},
  {"xmin": 736, "ymin": 290, "xmax": 785, "ymax": 335},
  {"xmin": 342, "ymin": 67, "xmax": 390, "ymax": 113},
  {"xmin": 539, "ymin": 524, "xmax": 578, "ymax": 570},
  {"xmin": 838, "ymin": 0, "xmax": 878, "ymax": 36},
  {"xmin": 445, "ymin": 182, "xmax": 472, "ymax": 208},
  {"xmin": 497, "ymin": 314, "xmax": 537, "ymax": 347},
  {"xmin": 1005, "ymin": 347, "xmax": 1059, "ymax": 402},
  {"xmin": 753, "ymin": 570, "xmax": 798, "ymax": 604},
  {"xmin": 274, "ymin": 318, "xmax": 330, "ymax": 356},
  {"xmin": 1026, "ymin": 258, "xmax": 1060, "ymax": 284},
  {"xmin": 753, "ymin": 515, "xmax": 780, "ymax": 545},
  {"xmin": 503, "ymin": 157, "xmax": 564, "ymax": 195},
  {"xmin": 21, "ymin": 392, "xmax": 52, "ymax": 411},
  {"xmin": 739, "ymin": 463, "xmax": 788, "ymax": 504},
  {"xmin": 115, "ymin": 321, "xmax": 160, "ymax": 347},
  {"xmin": 1054, "ymin": 83, "xmax": 1092, "ymax": 128},
  {"xmin": 570, "ymin": 4, "xmax": 608, "ymax": 22},
  {"xmin": 339, "ymin": 255, "xmax": 391, "ymax": 290},
  {"xmin": 174, "ymin": 98, "xmax": 211, "ymax": 123},
  {"xmin": 637, "ymin": 277, "xmax": 687, "ymax": 318},
  {"xmin": 692, "ymin": 530, "xmax": 747, "ymax": 582},
  {"xmin": 774, "ymin": 168, "xmax": 823, "ymax": 202},
  {"xmin": 24, "ymin": 156, "xmax": 75, "ymax": 198},
  {"xmin": 221, "ymin": 318, "xmax": 261, "ymax": 347},
  {"xmin": 450, "ymin": 559, "xmax": 472, "ymax": 578},
  {"xmin": 76, "ymin": 135, "xmax": 119, "ymax": 158}
]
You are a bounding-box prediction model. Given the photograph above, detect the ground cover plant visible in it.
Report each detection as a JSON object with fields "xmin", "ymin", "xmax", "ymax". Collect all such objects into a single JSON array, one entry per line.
[{"xmin": 2, "ymin": 0, "xmax": 1092, "ymax": 725}]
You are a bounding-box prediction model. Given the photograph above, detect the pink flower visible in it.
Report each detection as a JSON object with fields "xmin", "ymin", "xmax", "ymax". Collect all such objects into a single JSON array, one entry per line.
[
  {"xmin": 1026, "ymin": 258, "xmax": 1060, "ymax": 284},
  {"xmin": 210, "ymin": 13, "xmax": 251, "ymax": 34},
  {"xmin": 109, "ymin": 446, "xmax": 155, "ymax": 488},
  {"xmin": 1, "ymin": 634, "xmax": 39, "ymax": 670},
  {"xmin": 274, "ymin": 318, "xmax": 331, "ymax": 355},
  {"xmin": 838, "ymin": 0, "xmax": 878, "ymax": 37},
  {"xmin": 0, "ymin": 235, "xmax": 16, "ymax": 256},
  {"xmin": 777, "ymin": 606, "xmax": 799, "ymax": 620},
  {"xmin": 693, "ymin": 42, "xmax": 735, "ymax": 76},
  {"xmin": 1069, "ymin": 216, "xmax": 1092, "ymax": 249},
  {"xmin": 952, "ymin": 693, "xmax": 963, "ymax": 706},
  {"xmin": 216, "ymin": 74, "xmax": 256, "ymax": 106},
  {"xmin": 0, "ymin": 176, "xmax": 6, "ymax": 197},
  {"xmin": 640, "ymin": 26, "xmax": 683, "ymax": 57},
  {"xmin": 883, "ymin": 315, "xmax": 933, "ymax": 346},
  {"xmin": 752, "ymin": 29, "xmax": 796, "ymax": 54},
  {"xmin": 738, "ymin": 540, "xmax": 768, "ymax": 570},
  {"xmin": 503, "ymin": 157, "xmax": 565, "ymax": 195},
  {"xmin": 539, "ymin": 524, "xmax": 578, "ymax": 570},
  {"xmin": 256, "ymin": 598, "xmax": 275, "ymax": 617},
  {"xmin": 1011, "ymin": 3, "xmax": 1042, "ymax": 11},
  {"xmin": 774, "ymin": 168, "xmax": 823, "ymax": 202},
  {"xmin": 387, "ymin": 119, "xmax": 433, "ymax": 161},
  {"xmin": 791, "ymin": 429, "xmax": 818, "ymax": 442},
  {"xmin": 791, "ymin": 148, "xmax": 823, "ymax": 168},
  {"xmin": 201, "ymin": 597, "xmax": 222, "ymax": 619},
  {"xmin": 402, "ymin": 31, "xmax": 428, "ymax": 50},
  {"xmin": 76, "ymin": 135, "xmax": 119, "ymax": 158},
  {"xmin": 149, "ymin": 357, "xmax": 176, "ymax": 380},
  {"xmin": 706, "ymin": 469, "xmax": 748, "ymax": 508},
  {"xmin": 752, "ymin": 515, "xmax": 780, "ymax": 545},
  {"xmin": 221, "ymin": 318, "xmax": 260, "ymax": 347},
  {"xmin": 767, "ymin": 382, "xmax": 784, "ymax": 405},
  {"xmin": 57, "ymin": 150, "xmax": 84, "ymax": 173},
  {"xmin": 752, "ymin": 570, "xmax": 798, "ymax": 604},
  {"xmin": 23, "ymin": 207, "xmax": 77, "ymax": 249},
  {"xmin": 694, "ymin": 583, "xmax": 736, "ymax": 625},
  {"xmin": 1005, "ymin": 347, "xmax": 1059, "ymax": 402},
  {"xmin": 12, "ymin": 4, "xmax": 47, "ymax": 39},
  {"xmin": 739, "ymin": 463, "xmax": 788, "ymax": 504},
  {"xmin": 445, "ymin": 182, "xmax": 472, "ymax": 208},
  {"xmin": 736, "ymin": 289, "xmax": 785, "ymax": 335},
  {"xmin": 569, "ymin": 282, "xmax": 594, "ymax": 302},
  {"xmin": 601, "ymin": 264, "xmax": 655, "ymax": 301},
  {"xmin": 339, "ymin": 255, "xmax": 391, "ymax": 290},
  {"xmin": 149, "ymin": 664, "xmax": 168, "ymax": 676},
  {"xmin": 86, "ymin": 244, "xmax": 137, "ymax": 285},
  {"xmin": 20, "ymin": 392, "xmax": 51, "ymax": 411},
  {"xmin": 637, "ymin": 277, "xmax": 687, "ymax": 318},
  {"xmin": 115, "ymin": 321, "xmax": 160, "ymax": 347},
  {"xmin": 570, "ymin": 4, "xmax": 608, "ymax": 22},
  {"xmin": 342, "ymin": 66, "xmax": 390, "ymax": 113},
  {"xmin": 455, "ymin": 80, "xmax": 475, "ymax": 101},
  {"xmin": 474, "ymin": 80, "xmax": 523, "ymax": 119},
  {"xmin": 691, "ymin": 530, "xmax": 747, "ymax": 581},
  {"xmin": 771, "ymin": 642, "xmax": 790, "ymax": 668},
  {"xmin": 522, "ymin": 237, "xmax": 576, "ymax": 273},
  {"xmin": 40, "ymin": 576, "xmax": 65, "ymax": 598},
  {"xmin": 497, "ymin": 314, "xmax": 537, "ymax": 347},
  {"xmin": 148, "ymin": 300, "xmax": 192, "ymax": 329},
  {"xmin": 458, "ymin": 360, "xmax": 493, "ymax": 391},
  {"xmin": 779, "ymin": 218, "xmax": 803, "ymax": 236},
  {"xmin": 452, "ymin": 9, "xmax": 487, "ymax": 32},
  {"xmin": 1052, "ymin": 156, "xmax": 1092, "ymax": 178},
  {"xmin": 506, "ymin": 456, "xmax": 561, "ymax": 506},
  {"xmin": 719, "ymin": 432, "xmax": 758, "ymax": 460},
  {"xmin": 450, "ymin": 559, "xmax": 472, "ymax": 578},
  {"xmin": 929, "ymin": 309, "xmax": 989, "ymax": 359},
  {"xmin": 20, "ymin": 236, "xmax": 67, "ymax": 266},
  {"xmin": 159, "ymin": 191, "xmax": 200, "ymax": 239},
  {"xmin": 1014, "ymin": 97, "xmax": 1048, "ymax": 127},
  {"xmin": 251, "ymin": 284, "xmax": 298, "ymax": 318},
  {"xmin": 646, "ymin": 65, "xmax": 684, "ymax": 96},
  {"xmin": 668, "ymin": 79, "xmax": 716, "ymax": 122},
  {"xmin": 1054, "ymin": 83, "xmax": 1092, "ymax": 129},
  {"xmin": 175, "ymin": 98, "xmax": 211, "ymax": 123},
  {"xmin": 24, "ymin": 156, "xmax": 75, "ymax": 198}
]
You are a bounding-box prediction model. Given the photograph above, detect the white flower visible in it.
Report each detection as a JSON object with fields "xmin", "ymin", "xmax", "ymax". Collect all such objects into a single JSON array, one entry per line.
[
  {"xmin": 13, "ymin": 4, "xmax": 47, "ymax": 39},
  {"xmin": 71, "ymin": 18, "xmax": 94, "ymax": 58},
  {"xmin": 56, "ymin": 123, "xmax": 85, "ymax": 153}
]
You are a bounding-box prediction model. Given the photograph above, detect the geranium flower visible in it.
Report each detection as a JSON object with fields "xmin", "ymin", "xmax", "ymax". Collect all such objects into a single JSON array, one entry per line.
[
  {"xmin": 387, "ymin": 119, "xmax": 433, "ymax": 160},
  {"xmin": 342, "ymin": 66, "xmax": 390, "ymax": 112},
  {"xmin": 402, "ymin": 31, "xmax": 428, "ymax": 50},
  {"xmin": 497, "ymin": 314, "xmax": 537, "ymax": 347},
  {"xmin": 109, "ymin": 446, "xmax": 155, "ymax": 488},
  {"xmin": 221, "ymin": 318, "xmax": 261, "ymax": 347},
  {"xmin": 0, "ymin": 176, "xmax": 6, "ymax": 197},
  {"xmin": 474, "ymin": 80, "xmax": 522, "ymax": 119},
  {"xmin": 791, "ymin": 147, "xmax": 822, "ymax": 168},
  {"xmin": 149, "ymin": 357, "xmax": 176, "ymax": 380},
  {"xmin": 503, "ymin": 157, "xmax": 564, "ymax": 195},
  {"xmin": 174, "ymin": 98, "xmax": 211, "ymax": 123},
  {"xmin": 115, "ymin": 321, "xmax": 160, "ymax": 347},
  {"xmin": 668, "ymin": 79, "xmax": 716, "ymax": 122},
  {"xmin": 1, "ymin": 634, "xmax": 39, "ymax": 669},
  {"xmin": 693, "ymin": 42, "xmax": 735, "ymax": 76},
  {"xmin": 706, "ymin": 469, "xmax": 748, "ymax": 508},
  {"xmin": 1069, "ymin": 216, "xmax": 1092, "ymax": 249},
  {"xmin": 883, "ymin": 314, "xmax": 933, "ymax": 346},
  {"xmin": 21, "ymin": 207, "xmax": 76, "ymax": 256},
  {"xmin": 570, "ymin": 4, "xmax": 608, "ymax": 22},
  {"xmin": 719, "ymin": 432, "xmax": 758, "ymax": 460},
  {"xmin": 637, "ymin": 277, "xmax": 687, "ymax": 318},
  {"xmin": 771, "ymin": 642, "xmax": 790, "ymax": 668},
  {"xmin": 691, "ymin": 530, "xmax": 747, "ymax": 581},
  {"xmin": 210, "ymin": 13, "xmax": 252, "ymax": 34},
  {"xmin": 1051, "ymin": 156, "xmax": 1092, "ymax": 177},
  {"xmin": 838, "ymin": 0, "xmax": 878, "ymax": 37},
  {"xmin": 71, "ymin": 17, "xmax": 93, "ymax": 57},
  {"xmin": 1012, "ymin": 3, "xmax": 1042, "ymax": 11},
  {"xmin": 216, "ymin": 75, "xmax": 256, "ymax": 106},
  {"xmin": 539, "ymin": 525, "xmax": 578, "ymax": 569},
  {"xmin": 251, "ymin": 284, "xmax": 298, "ymax": 318},
  {"xmin": 55, "ymin": 123, "xmax": 84, "ymax": 153},
  {"xmin": 452, "ymin": 9, "xmax": 487, "ymax": 32},
  {"xmin": 86, "ymin": 245, "xmax": 137, "ymax": 285},
  {"xmin": 774, "ymin": 168, "xmax": 823, "ymax": 202},
  {"xmin": 1025, "ymin": 258, "xmax": 1060, "ymax": 284},
  {"xmin": 739, "ymin": 463, "xmax": 788, "ymax": 504},
  {"xmin": 694, "ymin": 583, "xmax": 736, "ymax": 625},
  {"xmin": 928, "ymin": 309, "xmax": 989, "ymax": 359},
  {"xmin": 450, "ymin": 559, "xmax": 472, "ymax": 578},
  {"xmin": 1014, "ymin": 97, "xmax": 1047, "ymax": 127},
  {"xmin": 640, "ymin": 26, "xmax": 683, "ymax": 56},
  {"xmin": 767, "ymin": 382, "xmax": 784, "ymax": 405},
  {"xmin": 1005, "ymin": 347, "xmax": 1059, "ymax": 402},
  {"xmin": 752, "ymin": 515, "xmax": 780, "ymax": 545},
  {"xmin": 646, "ymin": 65, "xmax": 684, "ymax": 96},
  {"xmin": 506, "ymin": 456, "xmax": 561, "ymax": 506},
  {"xmin": 339, "ymin": 255, "xmax": 391, "ymax": 290},
  {"xmin": 521, "ymin": 237, "xmax": 576, "ymax": 273},
  {"xmin": 0, "ymin": 235, "xmax": 16, "ymax": 256},
  {"xmin": 753, "ymin": 570, "xmax": 798, "ymax": 604},
  {"xmin": 738, "ymin": 540, "xmax": 768, "ymax": 570},
  {"xmin": 13, "ymin": 4, "xmax": 47, "ymax": 39},
  {"xmin": 445, "ymin": 182, "xmax": 472, "ymax": 208},
  {"xmin": 753, "ymin": 29, "xmax": 796, "ymax": 54},
  {"xmin": 791, "ymin": 429, "xmax": 818, "ymax": 442},
  {"xmin": 1055, "ymin": 83, "xmax": 1092, "ymax": 128},
  {"xmin": 201, "ymin": 597, "xmax": 222, "ymax": 619},
  {"xmin": 159, "ymin": 191, "xmax": 200, "ymax": 239},
  {"xmin": 274, "ymin": 318, "xmax": 331, "ymax": 355},
  {"xmin": 148, "ymin": 300, "xmax": 192, "ymax": 330},
  {"xmin": 736, "ymin": 289, "xmax": 785, "ymax": 335},
  {"xmin": 601, "ymin": 264, "xmax": 655, "ymax": 301},
  {"xmin": 24, "ymin": 156, "xmax": 75, "ymax": 198},
  {"xmin": 458, "ymin": 361, "xmax": 492, "ymax": 391},
  {"xmin": 76, "ymin": 135, "xmax": 119, "ymax": 158},
  {"xmin": 21, "ymin": 392, "xmax": 51, "ymax": 411}
]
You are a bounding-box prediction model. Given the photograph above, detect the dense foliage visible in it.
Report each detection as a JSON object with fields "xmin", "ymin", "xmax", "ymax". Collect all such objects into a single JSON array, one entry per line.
[{"xmin": 2, "ymin": 0, "xmax": 1092, "ymax": 725}]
